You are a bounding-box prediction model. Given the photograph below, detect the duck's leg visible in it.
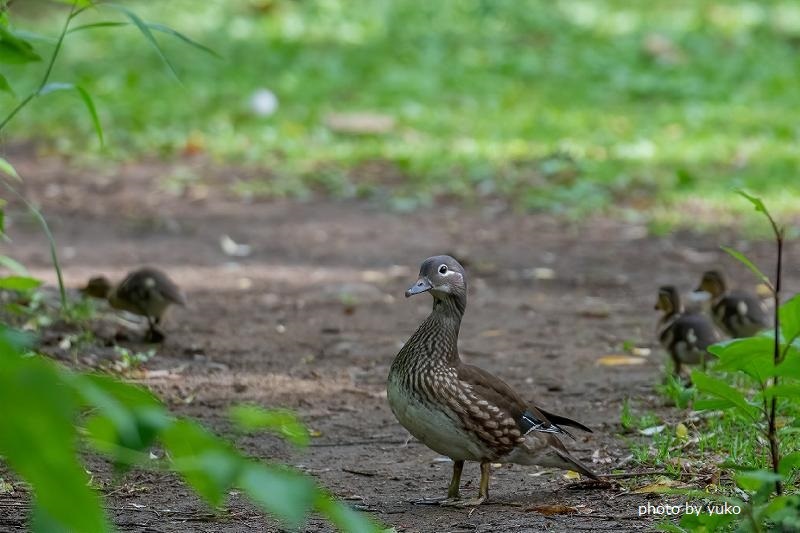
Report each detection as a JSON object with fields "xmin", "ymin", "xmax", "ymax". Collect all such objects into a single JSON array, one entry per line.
[
  {"xmin": 447, "ymin": 460, "xmax": 464, "ymax": 499},
  {"xmin": 144, "ymin": 316, "xmax": 165, "ymax": 343},
  {"xmin": 441, "ymin": 461, "xmax": 489, "ymax": 507},
  {"xmin": 414, "ymin": 460, "xmax": 464, "ymax": 505}
]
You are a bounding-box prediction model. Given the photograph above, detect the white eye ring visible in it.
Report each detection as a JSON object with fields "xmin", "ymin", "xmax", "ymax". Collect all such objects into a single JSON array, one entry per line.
[{"xmin": 438, "ymin": 264, "xmax": 448, "ymax": 275}]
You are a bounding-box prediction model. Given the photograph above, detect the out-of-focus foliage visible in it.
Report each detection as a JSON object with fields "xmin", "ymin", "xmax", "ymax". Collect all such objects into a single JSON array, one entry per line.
[
  {"xmin": 3, "ymin": 0, "xmax": 800, "ymax": 220},
  {"xmin": 0, "ymin": 325, "xmax": 380, "ymax": 532}
]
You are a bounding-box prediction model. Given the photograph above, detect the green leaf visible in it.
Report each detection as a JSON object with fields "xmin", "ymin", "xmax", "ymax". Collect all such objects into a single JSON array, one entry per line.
[
  {"xmin": 229, "ymin": 405, "xmax": 309, "ymax": 447},
  {"xmin": 761, "ymin": 383, "xmax": 800, "ymax": 403},
  {"xmin": 51, "ymin": 0, "xmax": 96, "ymax": 6},
  {"xmin": 720, "ymin": 245, "xmax": 769, "ymax": 285},
  {"xmin": 0, "ymin": 255, "xmax": 30, "ymax": 276},
  {"xmin": 0, "ymin": 348, "xmax": 108, "ymax": 532},
  {"xmin": 736, "ymin": 469, "xmax": 783, "ymax": 491},
  {"xmin": 779, "ymin": 452, "xmax": 800, "ymax": 477},
  {"xmin": 67, "ymin": 21, "xmax": 129, "ymax": 34},
  {"xmin": 736, "ymin": 189, "xmax": 770, "ymax": 217},
  {"xmin": 106, "ymin": 4, "xmax": 181, "ymax": 82},
  {"xmin": 238, "ymin": 463, "xmax": 316, "ymax": 527},
  {"xmin": 0, "ymin": 156, "xmax": 21, "ymax": 181},
  {"xmin": 709, "ymin": 337, "xmax": 776, "ymax": 381},
  {"xmin": 315, "ymin": 493, "xmax": 380, "ymax": 533},
  {"xmin": 74, "ymin": 85, "xmax": 104, "ymax": 147},
  {"xmin": 0, "ymin": 275, "xmax": 42, "ymax": 291},
  {"xmin": 774, "ymin": 351, "xmax": 800, "ymax": 379},
  {"xmin": 0, "ymin": 26, "xmax": 42, "ymax": 64},
  {"xmin": 67, "ymin": 21, "xmax": 219, "ymax": 58},
  {"xmin": 780, "ymin": 294, "xmax": 800, "ymax": 345},
  {"xmin": 161, "ymin": 419, "xmax": 241, "ymax": 507},
  {"xmin": 691, "ymin": 372, "xmax": 760, "ymax": 420},
  {"xmin": 38, "ymin": 83, "xmax": 104, "ymax": 146},
  {"xmin": 69, "ymin": 373, "xmax": 169, "ymax": 459},
  {"xmin": 0, "ymin": 72, "xmax": 12, "ymax": 94},
  {"xmin": 144, "ymin": 22, "xmax": 221, "ymax": 58}
]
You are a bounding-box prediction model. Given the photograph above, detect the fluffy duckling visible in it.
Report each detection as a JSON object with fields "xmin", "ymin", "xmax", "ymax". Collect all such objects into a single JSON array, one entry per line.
[
  {"xmin": 388, "ymin": 255, "xmax": 598, "ymax": 507},
  {"xmin": 696, "ymin": 270, "xmax": 769, "ymax": 338},
  {"xmin": 655, "ymin": 286, "xmax": 722, "ymax": 376},
  {"xmin": 83, "ymin": 267, "xmax": 186, "ymax": 342}
]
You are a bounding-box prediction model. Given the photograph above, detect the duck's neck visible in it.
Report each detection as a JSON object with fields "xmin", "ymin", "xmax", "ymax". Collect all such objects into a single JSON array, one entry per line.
[{"xmin": 409, "ymin": 294, "xmax": 465, "ymax": 365}]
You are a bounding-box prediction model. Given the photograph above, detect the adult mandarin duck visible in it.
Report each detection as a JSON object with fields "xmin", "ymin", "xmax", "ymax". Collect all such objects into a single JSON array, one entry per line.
[{"xmin": 387, "ymin": 255, "xmax": 598, "ymax": 506}]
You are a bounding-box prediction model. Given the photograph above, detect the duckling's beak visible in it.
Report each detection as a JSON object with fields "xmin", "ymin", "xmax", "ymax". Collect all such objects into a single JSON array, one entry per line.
[{"xmin": 405, "ymin": 277, "xmax": 432, "ymax": 298}]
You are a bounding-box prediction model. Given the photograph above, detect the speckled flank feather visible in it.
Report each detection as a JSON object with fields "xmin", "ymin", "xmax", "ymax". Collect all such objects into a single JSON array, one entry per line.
[{"xmin": 388, "ymin": 256, "xmax": 598, "ymax": 489}]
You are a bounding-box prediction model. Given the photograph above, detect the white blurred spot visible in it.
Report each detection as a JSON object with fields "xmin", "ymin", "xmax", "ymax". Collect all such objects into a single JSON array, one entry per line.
[{"xmin": 249, "ymin": 88, "xmax": 279, "ymax": 117}]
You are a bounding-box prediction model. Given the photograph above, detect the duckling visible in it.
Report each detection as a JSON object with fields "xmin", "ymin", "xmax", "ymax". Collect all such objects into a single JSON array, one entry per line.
[
  {"xmin": 696, "ymin": 270, "xmax": 769, "ymax": 338},
  {"xmin": 655, "ymin": 286, "xmax": 722, "ymax": 377},
  {"xmin": 83, "ymin": 267, "xmax": 186, "ymax": 342},
  {"xmin": 387, "ymin": 255, "xmax": 598, "ymax": 507}
]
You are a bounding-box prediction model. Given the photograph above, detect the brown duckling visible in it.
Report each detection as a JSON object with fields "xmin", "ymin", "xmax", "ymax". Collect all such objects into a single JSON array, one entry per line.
[
  {"xmin": 83, "ymin": 267, "xmax": 186, "ymax": 342},
  {"xmin": 655, "ymin": 286, "xmax": 722, "ymax": 376},
  {"xmin": 696, "ymin": 270, "xmax": 769, "ymax": 338}
]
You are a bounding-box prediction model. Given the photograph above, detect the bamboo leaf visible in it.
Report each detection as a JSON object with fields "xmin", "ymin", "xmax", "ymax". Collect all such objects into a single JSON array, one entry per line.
[
  {"xmin": 67, "ymin": 21, "xmax": 128, "ymax": 35},
  {"xmin": 720, "ymin": 245, "xmax": 770, "ymax": 285},
  {"xmin": 38, "ymin": 83, "xmax": 104, "ymax": 146},
  {"xmin": 0, "ymin": 275, "xmax": 41, "ymax": 291},
  {"xmin": 0, "ymin": 26, "xmax": 42, "ymax": 64},
  {"xmin": 105, "ymin": 4, "xmax": 181, "ymax": 82},
  {"xmin": 0, "ymin": 156, "xmax": 20, "ymax": 181},
  {"xmin": 74, "ymin": 85, "xmax": 104, "ymax": 147},
  {"xmin": 0, "ymin": 72, "xmax": 12, "ymax": 95},
  {"xmin": 145, "ymin": 22, "xmax": 220, "ymax": 58},
  {"xmin": 67, "ymin": 21, "xmax": 218, "ymax": 58}
]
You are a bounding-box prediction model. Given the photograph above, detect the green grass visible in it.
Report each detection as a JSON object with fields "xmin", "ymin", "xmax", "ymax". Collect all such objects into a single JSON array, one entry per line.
[{"xmin": 3, "ymin": 0, "xmax": 800, "ymax": 221}]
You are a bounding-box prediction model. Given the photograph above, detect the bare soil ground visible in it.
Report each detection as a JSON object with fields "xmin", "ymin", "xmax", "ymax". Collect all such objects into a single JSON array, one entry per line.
[{"xmin": 2, "ymin": 154, "xmax": 798, "ymax": 532}]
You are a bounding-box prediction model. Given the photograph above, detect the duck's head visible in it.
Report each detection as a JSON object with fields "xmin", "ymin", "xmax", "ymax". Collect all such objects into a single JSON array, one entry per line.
[
  {"xmin": 81, "ymin": 276, "xmax": 112, "ymax": 299},
  {"xmin": 655, "ymin": 285, "xmax": 682, "ymax": 314},
  {"xmin": 405, "ymin": 255, "xmax": 467, "ymax": 300},
  {"xmin": 696, "ymin": 270, "xmax": 726, "ymax": 298}
]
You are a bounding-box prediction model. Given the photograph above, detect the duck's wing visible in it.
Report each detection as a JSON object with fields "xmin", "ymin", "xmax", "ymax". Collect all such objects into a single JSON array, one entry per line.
[{"xmin": 456, "ymin": 363, "xmax": 589, "ymax": 440}]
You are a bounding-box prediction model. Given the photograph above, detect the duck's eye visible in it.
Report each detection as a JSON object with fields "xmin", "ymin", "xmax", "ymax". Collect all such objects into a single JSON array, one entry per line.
[{"xmin": 438, "ymin": 264, "xmax": 448, "ymax": 275}]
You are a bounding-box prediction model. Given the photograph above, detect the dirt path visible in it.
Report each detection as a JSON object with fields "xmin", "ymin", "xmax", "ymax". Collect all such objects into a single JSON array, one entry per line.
[{"xmin": 2, "ymin": 156, "xmax": 798, "ymax": 532}]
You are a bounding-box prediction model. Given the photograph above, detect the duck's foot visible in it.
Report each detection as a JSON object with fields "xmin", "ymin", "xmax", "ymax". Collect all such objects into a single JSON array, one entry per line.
[
  {"xmin": 440, "ymin": 496, "xmax": 486, "ymax": 507},
  {"xmin": 413, "ymin": 496, "xmax": 453, "ymax": 505},
  {"xmin": 144, "ymin": 328, "xmax": 165, "ymax": 343}
]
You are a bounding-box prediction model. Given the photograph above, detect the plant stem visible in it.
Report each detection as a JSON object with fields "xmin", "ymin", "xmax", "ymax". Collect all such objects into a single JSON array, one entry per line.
[
  {"xmin": 0, "ymin": 1, "xmax": 79, "ymax": 132},
  {"xmin": 0, "ymin": 180, "xmax": 67, "ymax": 310},
  {"xmin": 769, "ymin": 223, "xmax": 783, "ymax": 495}
]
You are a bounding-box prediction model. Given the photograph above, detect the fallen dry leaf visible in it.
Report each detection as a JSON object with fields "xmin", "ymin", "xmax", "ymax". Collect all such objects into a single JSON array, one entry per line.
[
  {"xmin": 525, "ymin": 504, "xmax": 578, "ymax": 516},
  {"xmin": 632, "ymin": 477, "xmax": 682, "ymax": 494},
  {"xmin": 596, "ymin": 355, "xmax": 647, "ymax": 366},
  {"xmin": 325, "ymin": 112, "xmax": 395, "ymax": 134}
]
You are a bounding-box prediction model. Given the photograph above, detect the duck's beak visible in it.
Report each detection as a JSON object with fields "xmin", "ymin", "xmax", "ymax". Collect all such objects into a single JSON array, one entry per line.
[{"xmin": 405, "ymin": 277, "xmax": 432, "ymax": 298}]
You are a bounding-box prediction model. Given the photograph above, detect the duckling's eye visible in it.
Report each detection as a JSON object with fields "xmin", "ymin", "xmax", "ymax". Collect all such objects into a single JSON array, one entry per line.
[{"xmin": 438, "ymin": 264, "xmax": 448, "ymax": 275}]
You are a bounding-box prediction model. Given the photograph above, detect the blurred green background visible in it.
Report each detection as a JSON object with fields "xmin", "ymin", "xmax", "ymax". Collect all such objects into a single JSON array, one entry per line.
[{"xmin": 3, "ymin": 0, "xmax": 800, "ymax": 224}]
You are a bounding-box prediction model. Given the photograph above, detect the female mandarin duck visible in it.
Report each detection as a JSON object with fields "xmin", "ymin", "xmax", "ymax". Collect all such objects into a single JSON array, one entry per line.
[{"xmin": 387, "ymin": 255, "xmax": 598, "ymax": 506}]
